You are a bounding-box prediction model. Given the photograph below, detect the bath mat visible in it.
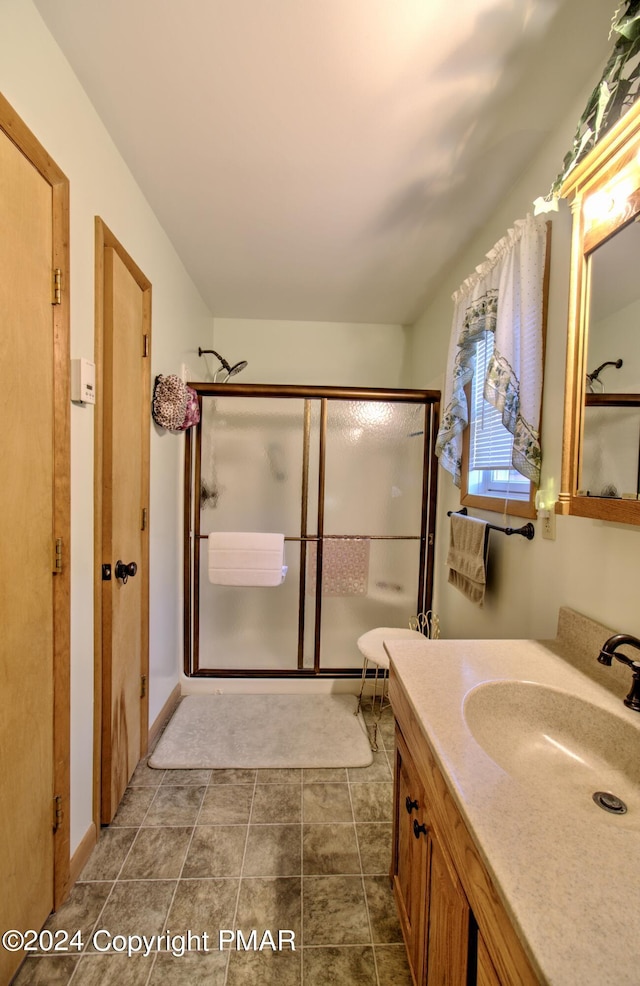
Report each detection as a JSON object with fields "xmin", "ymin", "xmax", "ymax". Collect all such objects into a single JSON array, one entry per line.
[{"xmin": 149, "ymin": 693, "xmax": 373, "ymax": 769}]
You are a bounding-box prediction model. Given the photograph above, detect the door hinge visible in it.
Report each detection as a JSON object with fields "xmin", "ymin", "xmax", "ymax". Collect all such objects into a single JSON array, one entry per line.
[
  {"xmin": 142, "ymin": 334, "xmax": 149, "ymax": 358},
  {"xmin": 52, "ymin": 268, "xmax": 62, "ymax": 305},
  {"xmin": 140, "ymin": 674, "xmax": 147, "ymax": 699},
  {"xmin": 53, "ymin": 537, "xmax": 63, "ymax": 574},
  {"xmin": 141, "ymin": 507, "xmax": 148, "ymax": 532},
  {"xmin": 53, "ymin": 794, "xmax": 63, "ymax": 832}
]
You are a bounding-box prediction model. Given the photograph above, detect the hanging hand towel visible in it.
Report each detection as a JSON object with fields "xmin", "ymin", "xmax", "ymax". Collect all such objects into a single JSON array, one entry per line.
[
  {"xmin": 446, "ymin": 514, "xmax": 488, "ymax": 606},
  {"xmin": 208, "ymin": 532, "xmax": 287, "ymax": 587}
]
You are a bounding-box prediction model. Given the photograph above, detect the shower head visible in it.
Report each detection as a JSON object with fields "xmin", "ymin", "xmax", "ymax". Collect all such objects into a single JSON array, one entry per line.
[{"xmin": 198, "ymin": 348, "xmax": 248, "ymax": 382}]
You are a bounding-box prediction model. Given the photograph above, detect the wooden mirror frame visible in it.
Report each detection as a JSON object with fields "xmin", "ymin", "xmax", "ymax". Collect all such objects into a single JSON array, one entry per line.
[{"xmin": 559, "ymin": 99, "xmax": 640, "ymax": 525}]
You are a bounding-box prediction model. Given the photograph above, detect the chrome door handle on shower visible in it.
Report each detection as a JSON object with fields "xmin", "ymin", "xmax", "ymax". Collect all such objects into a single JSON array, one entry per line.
[{"xmin": 115, "ymin": 560, "xmax": 137, "ymax": 584}]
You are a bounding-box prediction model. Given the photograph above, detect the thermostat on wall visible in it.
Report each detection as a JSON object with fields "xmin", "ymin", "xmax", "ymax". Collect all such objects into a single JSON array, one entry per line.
[{"xmin": 71, "ymin": 358, "xmax": 96, "ymax": 404}]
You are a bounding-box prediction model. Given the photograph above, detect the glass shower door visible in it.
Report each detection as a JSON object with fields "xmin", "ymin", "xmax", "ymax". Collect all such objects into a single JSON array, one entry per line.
[
  {"xmin": 185, "ymin": 385, "xmax": 438, "ymax": 678},
  {"xmin": 195, "ymin": 394, "xmax": 309, "ymax": 673},
  {"xmin": 317, "ymin": 399, "xmax": 428, "ymax": 671}
]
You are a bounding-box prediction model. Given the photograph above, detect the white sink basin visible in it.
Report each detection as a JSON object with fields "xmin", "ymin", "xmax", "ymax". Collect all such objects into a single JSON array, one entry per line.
[{"xmin": 463, "ymin": 679, "xmax": 640, "ymax": 822}]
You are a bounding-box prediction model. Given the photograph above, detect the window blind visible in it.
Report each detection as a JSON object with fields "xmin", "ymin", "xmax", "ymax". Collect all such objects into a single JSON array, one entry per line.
[{"xmin": 469, "ymin": 334, "xmax": 514, "ymax": 471}]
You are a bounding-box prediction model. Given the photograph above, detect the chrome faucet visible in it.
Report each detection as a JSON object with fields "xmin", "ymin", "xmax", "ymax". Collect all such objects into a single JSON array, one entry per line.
[{"xmin": 598, "ymin": 634, "xmax": 640, "ymax": 711}]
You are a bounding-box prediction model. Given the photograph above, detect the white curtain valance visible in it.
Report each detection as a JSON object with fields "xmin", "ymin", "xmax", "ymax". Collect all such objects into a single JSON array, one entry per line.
[{"xmin": 435, "ymin": 214, "xmax": 548, "ymax": 488}]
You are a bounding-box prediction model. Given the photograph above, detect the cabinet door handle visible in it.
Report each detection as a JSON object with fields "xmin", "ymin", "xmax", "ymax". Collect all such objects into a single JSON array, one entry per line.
[
  {"xmin": 413, "ymin": 819, "xmax": 428, "ymax": 839},
  {"xmin": 405, "ymin": 796, "xmax": 419, "ymax": 814}
]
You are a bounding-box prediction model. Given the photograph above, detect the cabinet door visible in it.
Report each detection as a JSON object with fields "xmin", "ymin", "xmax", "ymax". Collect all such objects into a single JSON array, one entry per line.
[
  {"xmin": 392, "ymin": 727, "xmax": 429, "ymax": 984},
  {"xmin": 426, "ymin": 834, "xmax": 470, "ymax": 985}
]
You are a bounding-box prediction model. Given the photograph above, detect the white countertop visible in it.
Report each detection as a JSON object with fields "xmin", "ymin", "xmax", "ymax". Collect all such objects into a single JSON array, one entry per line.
[{"xmin": 386, "ymin": 637, "xmax": 640, "ymax": 986}]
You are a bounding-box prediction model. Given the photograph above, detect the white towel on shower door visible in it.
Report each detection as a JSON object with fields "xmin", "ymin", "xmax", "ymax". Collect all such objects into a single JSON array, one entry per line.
[{"xmin": 208, "ymin": 532, "xmax": 287, "ymax": 586}]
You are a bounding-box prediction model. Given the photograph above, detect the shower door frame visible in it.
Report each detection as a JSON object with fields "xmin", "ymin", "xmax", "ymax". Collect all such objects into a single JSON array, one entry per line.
[{"xmin": 183, "ymin": 383, "xmax": 440, "ymax": 678}]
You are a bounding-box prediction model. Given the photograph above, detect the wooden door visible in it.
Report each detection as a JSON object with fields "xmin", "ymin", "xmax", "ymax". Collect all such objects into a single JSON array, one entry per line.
[
  {"xmin": 0, "ymin": 113, "xmax": 70, "ymax": 984},
  {"xmin": 99, "ymin": 232, "xmax": 151, "ymax": 824}
]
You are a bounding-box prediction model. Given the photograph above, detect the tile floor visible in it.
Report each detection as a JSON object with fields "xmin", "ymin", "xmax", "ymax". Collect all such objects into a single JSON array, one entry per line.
[{"xmin": 13, "ymin": 704, "xmax": 411, "ymax": 986}]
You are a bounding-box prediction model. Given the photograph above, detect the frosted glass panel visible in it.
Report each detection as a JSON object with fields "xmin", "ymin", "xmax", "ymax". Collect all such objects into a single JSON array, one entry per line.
[
  {"xmin": 198, "ymin": 538, "xmax": 301, "ymax": 671},
  {"xmin": 318, "ymin": 539, "xmax": 422, "ymax": 670},
  {"xmin": 305, "ymin": 401, "xmax": 321, "ymax": 536},
  {"xmin": 302, "ymin": 549, "xmax": 317, "ymax": 670},
  {"xmin": 200, "ymin": 395, "xmax": 306, "ymax": 532},
  {"xmin": 198, "ymin": 395, "xmax": 306, "ymax": 671},
  {"xmin": 324, "ymin": 400, "xmax": 425, "ymax": 535}
]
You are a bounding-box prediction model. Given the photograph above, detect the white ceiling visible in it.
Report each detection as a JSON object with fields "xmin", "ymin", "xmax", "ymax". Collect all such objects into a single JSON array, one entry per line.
[{"xmin": 34, "ymin": 0, "xmax": 615, "ymax": 325}]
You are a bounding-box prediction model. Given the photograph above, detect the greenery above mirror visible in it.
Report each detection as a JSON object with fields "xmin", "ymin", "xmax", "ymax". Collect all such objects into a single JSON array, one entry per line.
[
  {"xmin": 559, "ymin": 98, "xmax": 640, "ymax": 525},
  {"xmin": 549, "ymin": 1, "xmax": 640, "ymax": 201}
]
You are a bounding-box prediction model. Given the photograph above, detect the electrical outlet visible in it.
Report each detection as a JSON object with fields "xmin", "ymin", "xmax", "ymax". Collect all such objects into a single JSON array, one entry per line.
[{"xmin": 540, "ymin": 509, "xmax": 556, "ymax": 540}]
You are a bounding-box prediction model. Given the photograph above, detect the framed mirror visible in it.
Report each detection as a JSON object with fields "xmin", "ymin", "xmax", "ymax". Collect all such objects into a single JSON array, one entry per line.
[{"xmin": 559, "ymin": 99, "xmax": 640, "ymax": 525}]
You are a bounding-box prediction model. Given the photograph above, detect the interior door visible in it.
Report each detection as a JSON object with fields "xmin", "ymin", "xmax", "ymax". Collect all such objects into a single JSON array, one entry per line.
[
  {"xmin": 100, "ymin": 241, "xmax": 151, "ymax": 823},
  {"xmin": 0, "ymin": 127, "xmax": 56, "ymax": 984}
]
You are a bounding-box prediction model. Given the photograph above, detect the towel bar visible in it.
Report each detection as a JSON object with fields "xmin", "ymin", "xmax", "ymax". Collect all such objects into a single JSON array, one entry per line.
[{"xmin": 447, "ymin": 507, "xmax": 535, "ymax": 540}]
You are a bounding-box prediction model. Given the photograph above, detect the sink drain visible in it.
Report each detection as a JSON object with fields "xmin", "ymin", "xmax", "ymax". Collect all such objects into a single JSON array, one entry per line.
[{"xmin": 593, "ymin": 791, "xmax": 628, "ymax": 815}]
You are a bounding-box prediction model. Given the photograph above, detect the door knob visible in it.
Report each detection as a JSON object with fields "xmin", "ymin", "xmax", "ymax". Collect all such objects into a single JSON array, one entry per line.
[
  {"xmin": 405, "ymin": 796, "xmax": 419, "ymax": 814},
  {"xmin": 115, "ymin": 560, "xmax": 137, "ymax": 584}
]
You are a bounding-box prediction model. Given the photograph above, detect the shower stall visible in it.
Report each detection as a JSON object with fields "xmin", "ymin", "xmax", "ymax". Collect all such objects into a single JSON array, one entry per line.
[{"xmin": 184, "ymin": 383, "xmax": 440, "ymax": 678}]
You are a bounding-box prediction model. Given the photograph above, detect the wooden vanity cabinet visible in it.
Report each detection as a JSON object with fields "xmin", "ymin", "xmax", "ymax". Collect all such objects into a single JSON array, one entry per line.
[
  {"xmin": 426, "ymin": 834, "xmax": 472, "ymax": 985},
  {"xmin": 390, "ymin": 672, "xmax": 540, "ymax": 986},
  {"xmin": 477, "ymin": 934, "xmax": 502, "ymax": 986},
  {"xmin": 392, "ymin": 726, "xmax": 429, "ymax": 981},
  {"xmin": 392, "ymin": 725, "xmax": 470, "ymax": 985}
]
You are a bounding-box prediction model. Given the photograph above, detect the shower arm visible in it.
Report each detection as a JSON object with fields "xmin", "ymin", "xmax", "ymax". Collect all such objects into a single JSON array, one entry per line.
[
  {"xmin": 198, "ymin": 347, "xmax": 248, "ymax": 381},
  {"xmin": 586, "ymin": 358, "xmax": 623, "ymax": 384},
  {"xmin": 198, "ymin": 348, "xmax": 231, "ymax": 372}
]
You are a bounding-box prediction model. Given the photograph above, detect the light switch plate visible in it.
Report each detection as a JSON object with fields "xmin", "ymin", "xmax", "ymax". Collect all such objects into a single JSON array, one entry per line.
[{"xmin": 540, "ymin": 509, "xmax": 556, "ymax": 540}]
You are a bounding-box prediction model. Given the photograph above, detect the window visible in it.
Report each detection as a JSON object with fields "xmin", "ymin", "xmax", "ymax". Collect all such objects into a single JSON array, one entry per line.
[
  {"xmin": 461, "ymin": 332, "xmax": 536, "ymax": 518},
  {"xmin": 434, "ymin": 216, "xmax": 550, "ymax": 514}
]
